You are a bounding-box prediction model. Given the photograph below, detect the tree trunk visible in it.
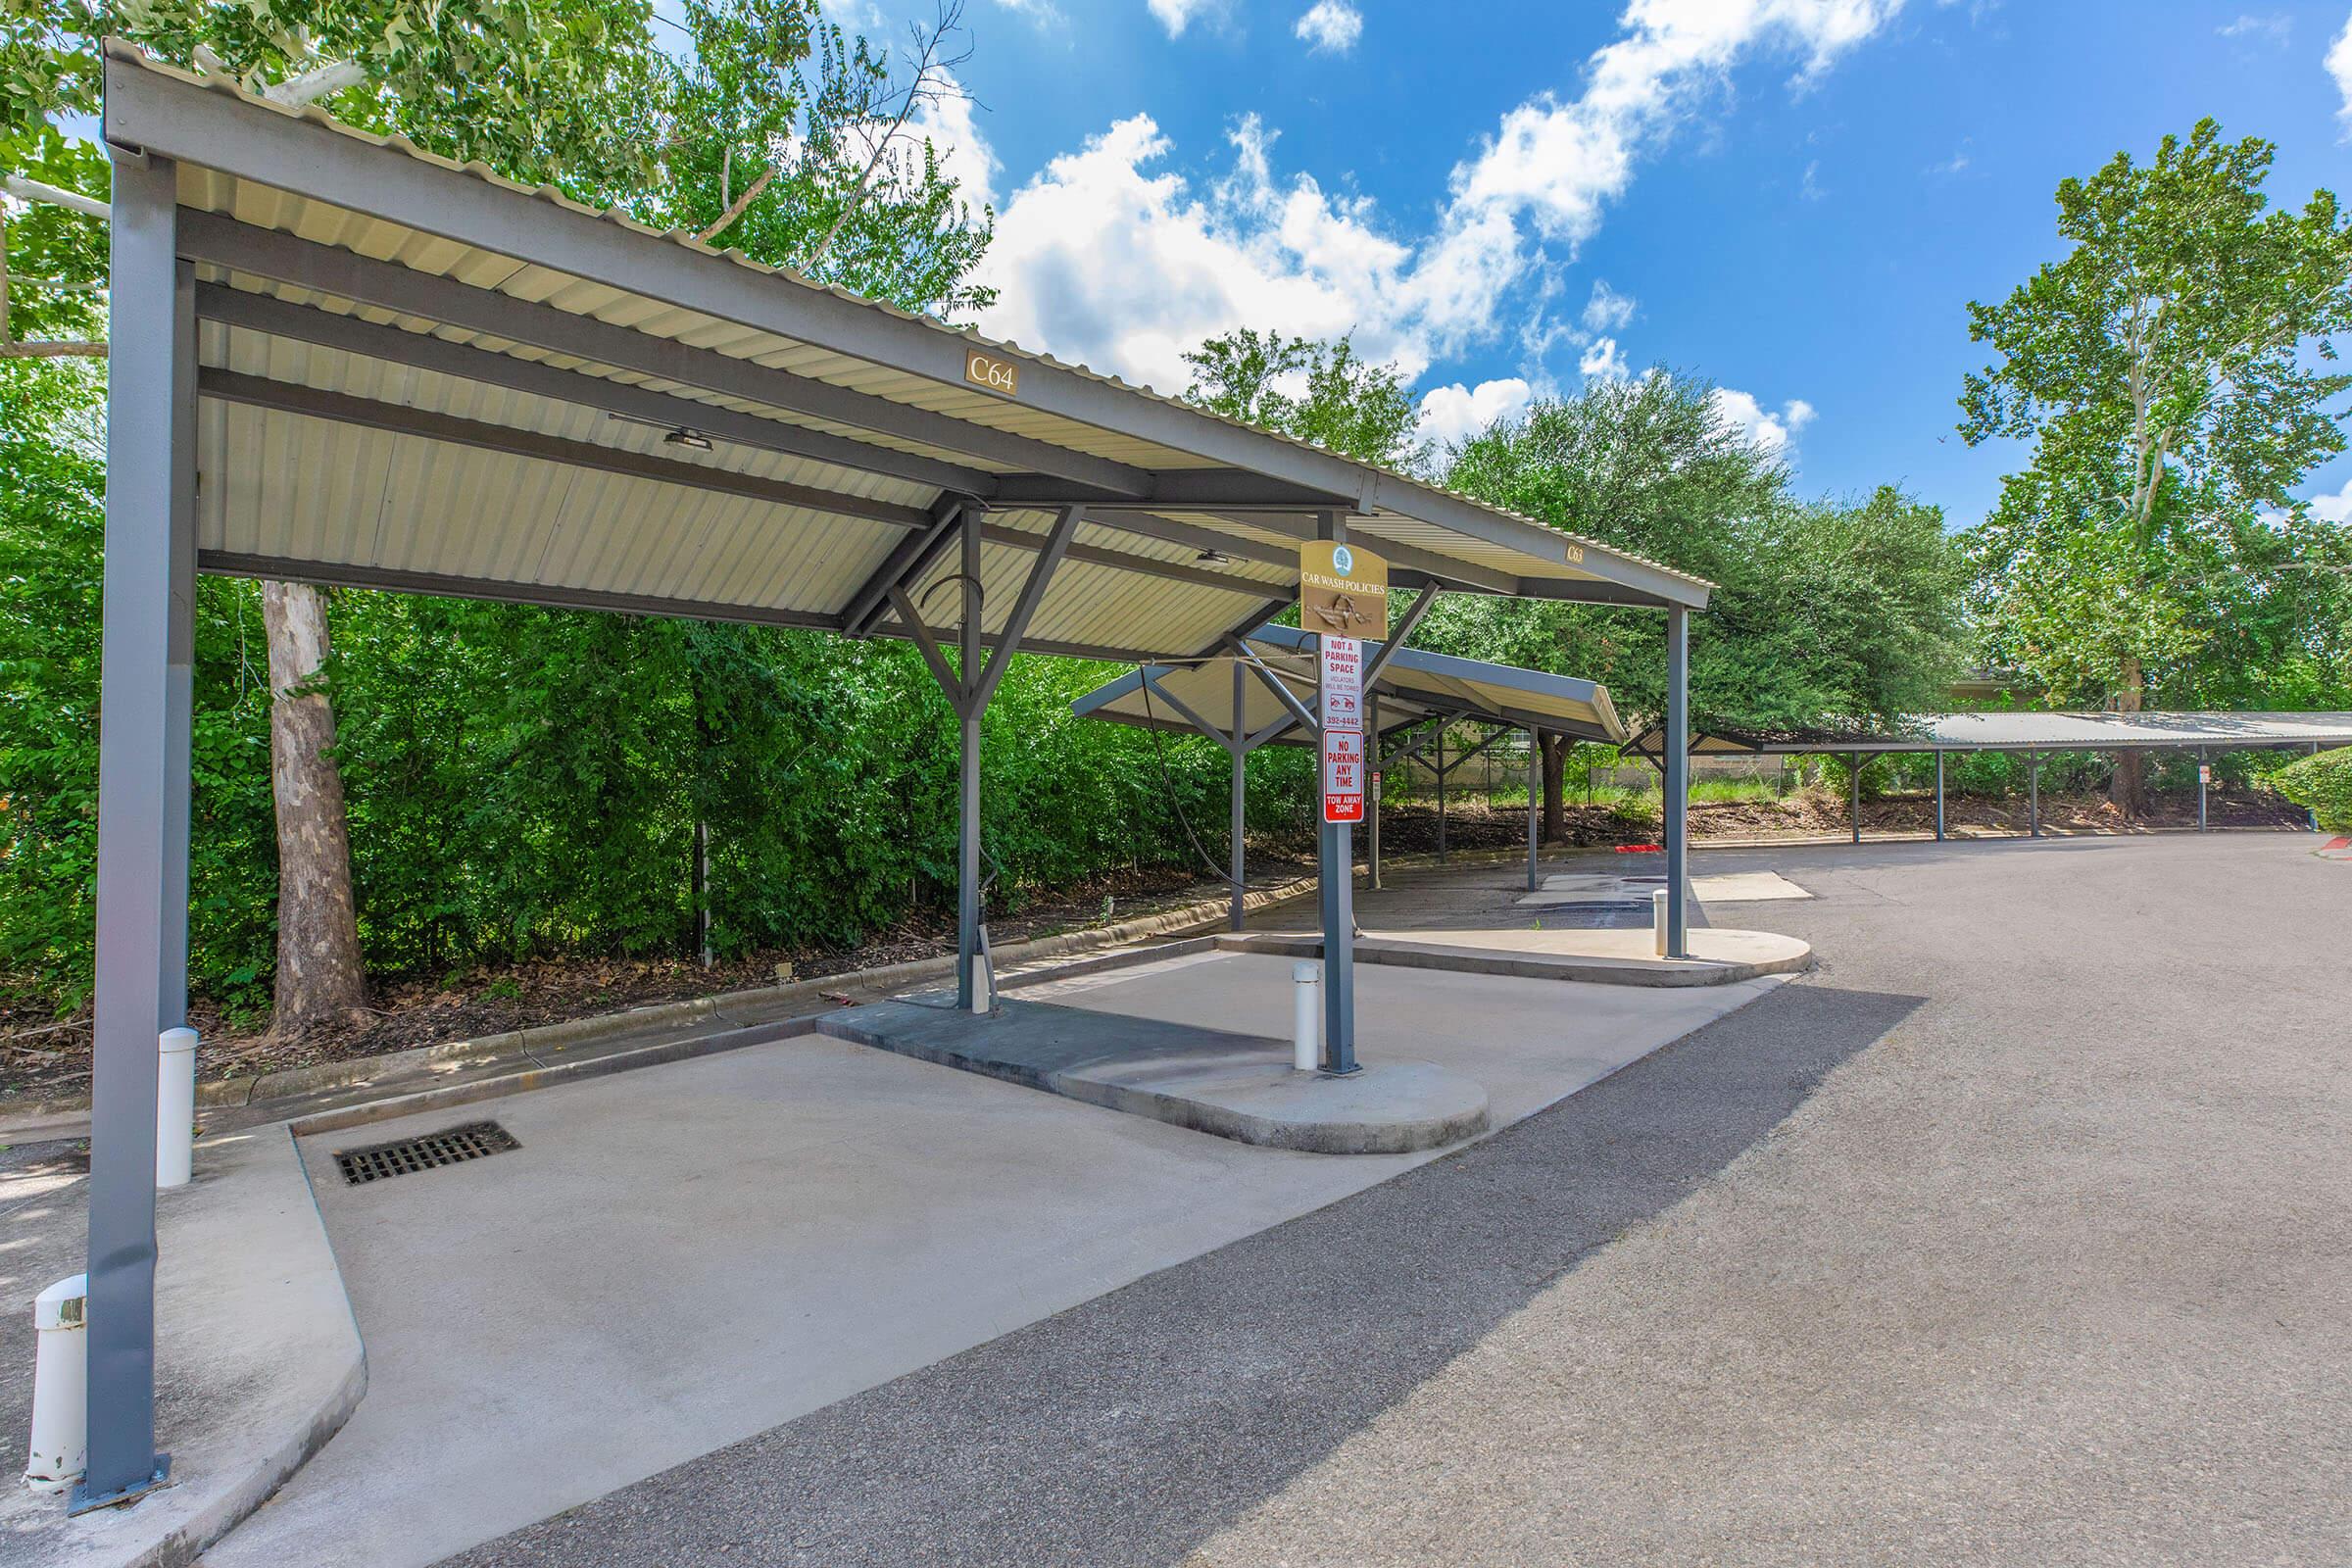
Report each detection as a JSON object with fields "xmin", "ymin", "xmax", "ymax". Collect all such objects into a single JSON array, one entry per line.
[
  {"xmin": 263, "ymin": 579, "xmax": 369, "ymax": 1036},
  {"xmin": 2110, "ymin": 655, "xmax": 2147, "ymax": 815},
  {"xmin": 1541, "ymin": 734, "xmax": 1567, "ymax": 843}
]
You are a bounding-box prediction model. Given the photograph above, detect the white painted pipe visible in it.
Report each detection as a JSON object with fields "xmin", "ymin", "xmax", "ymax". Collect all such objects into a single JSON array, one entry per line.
[
  {"xmin": 1291, "ymin": 961, "xmax": 1320, "ymax": 1073},
  {"xmin": 1652, "ymin": 888, "xmax": 1670, "ymax": 958},
  {"xmin": 24, "ymin": 1275, "xmax": 87, "ymax": 1494},
  {"xmin": 157, "ymin": 1027, "xmax": 197, "ymax": 1188}
]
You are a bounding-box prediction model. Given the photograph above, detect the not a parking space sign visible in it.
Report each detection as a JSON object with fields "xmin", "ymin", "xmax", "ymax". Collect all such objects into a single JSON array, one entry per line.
[{"xmin": 1321, "ymin": 634, "xmax": 1365, "ymax": 823}]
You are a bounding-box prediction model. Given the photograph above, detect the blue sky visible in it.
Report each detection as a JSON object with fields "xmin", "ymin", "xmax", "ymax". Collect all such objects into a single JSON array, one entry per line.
[{"xmin": 799, "ymin": 0, "xmax": 2352, "ymax": 532}]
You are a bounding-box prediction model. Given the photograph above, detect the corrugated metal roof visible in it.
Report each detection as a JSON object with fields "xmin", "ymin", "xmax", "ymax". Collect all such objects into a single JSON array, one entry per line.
[
  {"xmin": 1649, "ymin": 711, "xmax": 2352, "ymax": 756},
  {"xmin": 112, "ymin": 41, "xmax": 1714, "ymax": 664},
  {"xmin": 1072, "ymin": 623, "xmax": 1625, "ymax": 745}
]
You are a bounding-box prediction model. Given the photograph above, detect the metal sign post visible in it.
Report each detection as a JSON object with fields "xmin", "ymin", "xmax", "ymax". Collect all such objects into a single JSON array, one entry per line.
[{"xmin": 1306, "ymin": 538, "xmax": 1386, "ymax": 1076}]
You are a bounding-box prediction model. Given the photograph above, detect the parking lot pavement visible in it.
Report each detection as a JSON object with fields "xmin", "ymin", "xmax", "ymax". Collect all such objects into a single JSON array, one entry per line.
[
  {"xmin": 1180, "ymin": 834, "xmax": 2352, "ymax": 1567},
  {"xmin": 447, "ymin": 833, "xmax": 2351, "ymax": 1568}
]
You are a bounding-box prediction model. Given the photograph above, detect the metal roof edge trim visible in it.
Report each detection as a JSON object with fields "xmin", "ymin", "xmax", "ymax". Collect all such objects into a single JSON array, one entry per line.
[{"xmin": 102, "ymin": 41, "xmax": 1711, "ymax": 610}]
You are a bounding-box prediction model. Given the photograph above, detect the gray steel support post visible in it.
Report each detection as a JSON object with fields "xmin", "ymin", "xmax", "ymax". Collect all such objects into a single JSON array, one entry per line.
[
  {"xmin": 2198, "ymin": 748, "xmax": 2208, "ymax": 832},
  {"xmin": 1435, "ymin": 726, "xmax": 1447, "ymax": 864},
  {"xmin": 83, "ymin": 152, "xmax": 183, "ymax": 1510},
  {"xmin": 1526, "ymin": 729, "xmax": 1540, "ymax": 892},
  {"xmin": 1935, "ymin": 750, "xmax": 1946, "ymax": 842},
  {"xmin": 1315, "ymin": 512, "xmax": 1356, "ymax": 1075},
  {"xmin": 1230, "ymin": 660, "xmax": 1247, "ymax": 932},
  {"xmin": 163, "ymin": 260, "xmax": 197, "ymax": 1028},
  {"xmin": 1366, "ymin": 690, "xmax": 1382, "ymax": 891},
  {"xmin": 1664, "ymin": 606, "xmax": 1690, "ymax": 959},
  {"xmin": 1849, "ymin": 754, "xmax": 1862, "ymax": 846},
  {"xmin": 2029, "ymin": 750, "xmax": 2040, "ymax": 837},
  {"xmin": 956, "ymin": 510, "xmax": 983, "ymax": 1009}
]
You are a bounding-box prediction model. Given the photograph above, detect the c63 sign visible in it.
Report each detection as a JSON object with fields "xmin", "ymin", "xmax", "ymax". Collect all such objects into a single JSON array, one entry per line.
[{"xmin": 964, "ymin": 350, "xmax": 1021, "ymax": 397}]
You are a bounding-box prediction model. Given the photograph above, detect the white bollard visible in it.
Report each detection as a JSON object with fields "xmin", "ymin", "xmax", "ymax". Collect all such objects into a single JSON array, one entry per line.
[
  {"xmin": 1652, "ymin": 887, "xmax": 1670, "ymax": 958},
  {"xmin": 157, "ymin": 1026, "xmax": 197, "ymax": 1189},
  {"xmin": 1291, "ymin": 961, "xmax": 1320, "ymax": 1073},
  {"xmin": 24, "ymin": 1275, "xmax": 87, "ymax": 1494}
]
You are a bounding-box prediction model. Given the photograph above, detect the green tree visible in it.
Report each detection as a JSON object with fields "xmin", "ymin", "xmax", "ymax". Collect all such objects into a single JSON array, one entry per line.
[
  {"xmin": 1, "ymin": 0, "xmax": 1004, "ymax": 1031},
  {"xmin": 660, "ymin": 0, "xmax": 994, "ymax": 316},
  {"xmin": 1181, "ymin": 327, "xmax": 1430, "ymax": 470},
  {"xmin": 1960, "ymin": 119, "xmax": 2352, "ymax": 810},
  {"xmin": 1427, "ymin": 372, "xmax": 1966, "ymax": 836}
]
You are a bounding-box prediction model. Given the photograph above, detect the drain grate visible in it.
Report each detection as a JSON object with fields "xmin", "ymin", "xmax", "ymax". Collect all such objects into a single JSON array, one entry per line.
[{"xmin": 334, "ymin": 1120, "xmax": 520, "ymax": 1186}]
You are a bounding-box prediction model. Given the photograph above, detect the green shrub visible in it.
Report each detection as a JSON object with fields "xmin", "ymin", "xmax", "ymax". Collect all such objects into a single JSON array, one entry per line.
[{"xmin": 2275, "ymin": 747, "xmax": 2352, "ymax": 832}]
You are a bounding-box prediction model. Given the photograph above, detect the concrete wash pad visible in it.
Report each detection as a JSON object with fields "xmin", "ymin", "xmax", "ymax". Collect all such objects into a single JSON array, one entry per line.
[
  {"xmin": 1515, "ymin": 868, "xmax": 1814, "ymax": 908},
  {"xmin": 817, "ymin": 996, "xmax": 1490, "ymax": 1154},
  {"xmin": 183, "ymin": 951, "xmax": 1777, "ymax": 1568},
  {"xmin": 1223, "ymin": 925, "xmax": 1814, "ymax": 989}
]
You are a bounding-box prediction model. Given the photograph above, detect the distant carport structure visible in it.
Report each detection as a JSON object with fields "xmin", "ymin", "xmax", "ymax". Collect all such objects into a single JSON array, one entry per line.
[
  {"xmin": 1072, "ymin": 622, "xmax": 1626, "ymax": 920},
  {"xmin": 82, "ymin": 42, "xmax": 1711, "ymax": 1508},
  {"xmin": 1628, "ymin": 710, "xmax": 2352, "ymax": 842}
]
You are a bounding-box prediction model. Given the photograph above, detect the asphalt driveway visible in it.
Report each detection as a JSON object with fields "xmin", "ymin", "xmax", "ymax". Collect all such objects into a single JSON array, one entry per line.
[{"xmin": 448, "ymin": 833, "xmax": 2350, "ymax": 1568}]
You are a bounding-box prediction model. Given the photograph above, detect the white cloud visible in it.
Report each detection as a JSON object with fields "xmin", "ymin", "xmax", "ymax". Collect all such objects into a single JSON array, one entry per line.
[
  {"xmin": 2307, "ymin": 475, "xmax": 2352, "ymax": 523},
  {"xmin": 1710, "ymin": 387, "xmax": 1815, "ymax": 457},
  {"xmin": 990, "ymin": 0, "xmax": 1066, "ymax": 23},
  {"xmin": 2329, "ymin": 12, "xmax": 2352, "ymax": 134},
  {"xmin": 1417, "ymin": 378, "xmax": 1536, "ymax": 448},
  {"xmin": 1578, "ymin": 336, "xmax": 1631, "ymax": 381},
  {"xmin": 1927, "ymin": 138, "xmax": 1971, "ymax": 175},
  {"xmin": 1581, "ymin": 278, "xmax": 1636, "ymax": 331},
  {"xmin": 1148, "ymin": 0, "xmax": 1222, "ymax": 37},
  {"xmin": 969, "ymin": 1, "xmax": 1902, "ymax": 411},
  {"xmin": 2217, "ymin": 13, "xmax": 2291, "ymax": 42},
  {"xmin": 973, "ymin": 115, "xmax": 1424, "ymax": 395},
  {"xmin": 1295, "ymin": 0, "xmax": 1363, "ymax": 53}
]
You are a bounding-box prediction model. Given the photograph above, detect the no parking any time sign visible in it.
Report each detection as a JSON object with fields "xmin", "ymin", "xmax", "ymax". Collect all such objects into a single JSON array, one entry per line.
[{"xmin": 1321, "ymin": 633, "xmax": 1365, "ymax": 823}]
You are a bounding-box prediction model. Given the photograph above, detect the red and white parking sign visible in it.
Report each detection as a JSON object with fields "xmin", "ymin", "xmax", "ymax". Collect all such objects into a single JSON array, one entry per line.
[{"xmin": 1321, "ymin": 635, "xmax": 1365, "ymax": 823}]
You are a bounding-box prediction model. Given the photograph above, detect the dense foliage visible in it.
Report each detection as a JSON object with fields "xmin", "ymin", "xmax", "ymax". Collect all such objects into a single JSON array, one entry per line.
[
  {"xmin": 2274, "ymin": 746, "xmax": 2352, "ymax": 833},
  {"xmin": 0, "ymin": 362, "xmax": 1304, "ymax": 1017},
  {"xmin": 0, "ymin": 0, "xmax": 1311, "ymax": 1023},
  {"xmin": 1417, "ymin": 372, "xmax": 1969, "ymax": 733},
  {"xmin": 1182, "ymin": 327, "xmax": 1430, "ymax": 471}
]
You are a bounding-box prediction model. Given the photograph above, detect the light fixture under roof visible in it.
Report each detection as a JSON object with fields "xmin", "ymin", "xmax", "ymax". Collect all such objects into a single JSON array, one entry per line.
[{"xmin": 663, "ymin": 427, "xmax": 713, "ymax": 451}]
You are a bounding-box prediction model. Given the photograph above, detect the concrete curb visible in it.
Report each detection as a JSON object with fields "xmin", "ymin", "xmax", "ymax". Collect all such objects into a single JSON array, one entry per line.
[
  {"xmin": 1216, "ymin": 931, "xmax": 1816, "ymax": 989},
  {"xmin": 0, "ymin": 879, "xmax": 1321, "ymax": 1141}
]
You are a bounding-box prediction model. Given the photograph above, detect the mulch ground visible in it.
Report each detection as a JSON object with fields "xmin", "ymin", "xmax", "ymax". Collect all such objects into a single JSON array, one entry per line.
[
  {"xmin": 0, "ymin": 851, "xmax": 1313, "ymax": 1108},
  {"xmin": 0, "ymin": 789, "xmax": 2313, "ymax": 1111}
]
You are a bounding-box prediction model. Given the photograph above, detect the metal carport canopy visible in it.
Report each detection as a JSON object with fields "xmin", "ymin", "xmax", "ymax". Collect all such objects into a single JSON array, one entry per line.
[
  {"xmin": 1071, "ymin": 623, "xmax": 1626, "ymax": 745},
  {"xmin": 1633, "ymin": 710, "xmax": 2352, "ymax": 757},
  {"xmin": 102, "ymin": 41, "xmax": 1709, "ymax": 657},
  {"xmin": 78, "ymin": 41, "xmax": 1720, "ymax": 1513}
]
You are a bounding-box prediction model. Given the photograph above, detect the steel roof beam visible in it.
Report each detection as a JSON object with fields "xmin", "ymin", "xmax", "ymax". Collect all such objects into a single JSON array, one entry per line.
[
  {"xmin": 178, "ymin": 212, "xmax": 1154, "ymax": 498},
  {"xmin": 1205, "ymin": 510, "xmax": 1519, "ymax": 595},
  {"xmin": 842, "ymin": 498, "xmax": 969, "ymax": 637},
  {"xmin": 972, "ymin": 507, "xmax": 1083, "ymax": 708},
  {"xmin": 194, "ymin": 280, "xmax": 996, "ymax": 497},
  {"xmin": 992, "ymin": 475, "xmax": 1356, "ymax": 512},
  {"xmin": 979, "ymin": 523, "xmax": 1292, "ymax": 598},
  {"xmin": 198, "ymin": 368, "xmax": 936, "ymax": 529},
  {"xmin": 200, "ymin": 550, "xmax": 849, "ymax": 631}
]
